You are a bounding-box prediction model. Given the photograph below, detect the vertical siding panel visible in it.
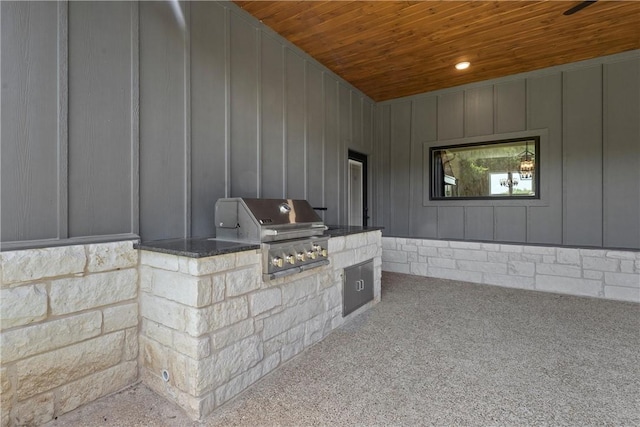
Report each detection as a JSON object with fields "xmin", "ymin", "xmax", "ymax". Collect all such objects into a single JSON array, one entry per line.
[
  {"xmin": 437, "ymin": 91, "xmax": 464, "ymax": 140},
  {"xmin": 139, "ymin": 1, "xmax": 186, "ymax": 240},
  {"xmin": 527, "ymin": 73, "xmax": 563, "ymax": 245},
  {"xmin": 380, "ymin": 105, "xmax": 392, "ymax": 231},
  {"xmin": 603, "ymin": 58, "xmax": 640, "ymax": 249},
  {"xmin": 224, "ymin": 7, "xmax": 231, "ymax": 198},
  {"xmin": 259, "ymin": 35, "xmax": 285, "ymax": 199},
  {"xmin": 389, "ymin": 102, "xmax": 411, "ymax": 235},
  {"xmin": 412, "ymin": 97, "xmax": 438, "ymax": 238},
  {"xmin": 306, "ymin": 64, "xmax": 324, "ymax": 212},
  {"xmin": 58, "ymin": 1, "xmax": 69, "ymax": 240},
  {"xmin": 338, "ymin": 84, "xmax": 351, "ymax": 223},
  {"xmin": 495, "ymin": 80, "xmax": 526, "ymax": 133},
  {"xmin": 415, "ymin": 207, "xmax": 438, "ymax": 239},
  {"xmin": 68, "ymin": 1, "xmax": 133, "ymax": 237},
  {"xmin": 229, "ymin": 13, "xmax": 258, "ymax": 198},
  {"xmin": 464, "ymin": 86, "xmax": 494, "ymax": 137},
  {"xmin": 351, "ymin": 93, "xmax": 362, "ymax": 149},
  {"xmin": 130, "ymin": 2, "xmax": 140, "ymax": 236},
  {"xmin": 323, "ymin": 75, "xmax": 339, "ymax": 225},
  {"xmin": 191, "ymin": 1, "xmax": 227, "ymax": 237},
  {"xmin": 363, "ymin": 100, "xmax": 374, "ymax": 224},
  {"xmin": 183, "ymin": 4, "xmax": 192, "ymax": 236},
  {"xmin": 563, "ymin": 66, "xmax": 603, "ymax": 247},
  {"xmin": 437, "ymin": 207, "xmax": 464, "ymax": 239},
  {"xmin": 363, "ymin": 101, "xmax": 373, "ymax": 153},
  {"xmin": 337, "ymin": 85, "xmax": 351, "ymax": 146},
  {"xmin": 495, "ymin": 206, "xmax": 527, "ymax": 242},
  {"xmin": 285, "ymin": 50, "xmax": 305, "ymax": 199},
  {"xmin": 1, "ymin": 2, "xmax": 59, "ymax": 241},
  {"xmin": 465, "ymin": 206, "xmax": 494, "ymax": 241}
]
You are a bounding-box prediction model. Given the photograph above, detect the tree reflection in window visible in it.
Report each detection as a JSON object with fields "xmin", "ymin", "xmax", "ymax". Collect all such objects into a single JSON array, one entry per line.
[{"xmin": 431, "ymin": 137, "xmax": 539, "ymax": 200}]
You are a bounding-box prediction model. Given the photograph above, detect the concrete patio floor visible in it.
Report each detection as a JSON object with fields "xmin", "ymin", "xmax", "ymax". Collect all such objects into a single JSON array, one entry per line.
[{"xmin": 45, "ymin": 272, "xmax": 640, "ymax": 426}]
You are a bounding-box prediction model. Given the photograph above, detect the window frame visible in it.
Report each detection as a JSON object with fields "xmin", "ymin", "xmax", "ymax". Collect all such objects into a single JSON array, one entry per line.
[{"xmin": 429, "ymin": 136, "xmax": 541, "ymax": 201}]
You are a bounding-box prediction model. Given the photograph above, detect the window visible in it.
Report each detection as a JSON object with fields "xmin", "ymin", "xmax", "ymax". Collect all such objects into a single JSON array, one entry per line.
[{"xmin": 430, "ymin": 137, "xmax": 539, "ymax": 200}]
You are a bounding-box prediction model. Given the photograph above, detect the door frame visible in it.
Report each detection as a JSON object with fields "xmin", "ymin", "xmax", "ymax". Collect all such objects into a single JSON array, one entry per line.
[{"xmin": 347, "ymin": 149, "xmax": 368, "ymax": 227}]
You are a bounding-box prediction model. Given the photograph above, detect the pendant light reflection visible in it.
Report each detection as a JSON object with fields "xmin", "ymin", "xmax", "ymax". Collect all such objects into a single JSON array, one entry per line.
[{"xmin": 518, "ymin": 140, "xmax": 535, "ymax": 180}]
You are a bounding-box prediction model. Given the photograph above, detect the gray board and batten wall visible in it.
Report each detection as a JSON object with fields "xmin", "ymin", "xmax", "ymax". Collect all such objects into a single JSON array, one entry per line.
[
  {"xmin": 1, "ymin": 1, "xmax": 376, "ymax": 250},
  {"xmin": 375, "ymin": 51, "xmax": 640, "ymax": 250},
  {"xmin": 2, "ymin": 2, "xmax": 639, "ymax": 252}
]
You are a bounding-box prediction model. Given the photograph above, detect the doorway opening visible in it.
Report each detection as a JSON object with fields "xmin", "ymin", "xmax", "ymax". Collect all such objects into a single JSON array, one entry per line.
[{"xmin": 348, "ymin": 150, "xmax": 368, "ymax": 226}]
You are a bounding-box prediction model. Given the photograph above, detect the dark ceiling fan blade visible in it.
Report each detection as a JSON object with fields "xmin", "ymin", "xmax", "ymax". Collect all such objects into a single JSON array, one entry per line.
[{"xmin": 563, "ymin": 0, "xmax": 598, "ymax": 16}]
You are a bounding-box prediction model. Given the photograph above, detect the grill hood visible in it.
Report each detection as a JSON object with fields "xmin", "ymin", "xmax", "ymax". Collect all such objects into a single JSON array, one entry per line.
[{"xmin": 215, "ymin": 198, "xmax": 326, "ymax": 243}]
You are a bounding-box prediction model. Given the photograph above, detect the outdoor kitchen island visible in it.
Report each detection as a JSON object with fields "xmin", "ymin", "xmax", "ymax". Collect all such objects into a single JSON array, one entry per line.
[{"xmin": 135, "ymin": 226, "xmax": 382, "ymax": 421}]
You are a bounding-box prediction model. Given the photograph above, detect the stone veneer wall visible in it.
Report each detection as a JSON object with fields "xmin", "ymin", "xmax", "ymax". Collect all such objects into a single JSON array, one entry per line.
[
  {"xmin": 382, "ymin": 237, "xmax": 640, "ymax": 303},
  {"xmin": 0, "ymin": 232, "xmax": 381, "ymax": 425},
  {"xmin": 0, "ymin": 241, "xmax": 139, "ymax": 426},
  {"xmin": 138, "ymin": 230, "xmax": 382, "ymax": 420}
]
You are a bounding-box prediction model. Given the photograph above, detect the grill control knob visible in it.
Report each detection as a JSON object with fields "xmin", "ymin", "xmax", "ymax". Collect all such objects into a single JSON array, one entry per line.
[
  {"xmin": 296, "ymin": 252, "xmax": 306, "ymax": 262},
  {"xmin": 306, "ymin": 250, "xmax": 317, "ymax": 260},
  {"xmin": 312, "ymin": 244, "xmax": 321, "ymax": 252},
  {"xmin": 285, "ymin": 254, "xmax": 296, "ymax": 265},
  {"xmin": 320, "ymin": 248, "xmax": 328, "ymax": 257},
  {"xmin": 272, "ymin": 257, "xmax": 284, "ymax": 268}
]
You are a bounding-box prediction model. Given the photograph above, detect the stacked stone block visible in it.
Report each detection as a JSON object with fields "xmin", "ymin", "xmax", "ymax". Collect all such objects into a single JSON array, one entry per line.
[
  {"xmin": 382, "ymin": 237, "xmax": 640, "ymax": 303},
  {"xmin": 139, "ymin": 230, "xmax": 382, "ymax": 421},
  {"xmin": 0, "ymin": 241, "xmax": 139, "ymax": 426}
]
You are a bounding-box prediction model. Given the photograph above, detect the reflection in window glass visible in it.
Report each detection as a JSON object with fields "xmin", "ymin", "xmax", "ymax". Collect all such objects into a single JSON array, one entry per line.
[
  {"xmin": 431, "ymin": 138, "xmax": 539, "ymax": 199},
  {"xmin": 489, "ymin": 173, "xmax": 534, "ymax": 195}
]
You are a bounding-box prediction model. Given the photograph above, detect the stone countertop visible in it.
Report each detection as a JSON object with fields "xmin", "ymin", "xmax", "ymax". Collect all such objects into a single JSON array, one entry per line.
[
  {"xmin": 134, "ymin": 238, "xmax": 260, "ymax": 258},
  {"xmin": 135, "ymin": 226, "xmax": 383, "ymax": 258},
  {"xmin": 324, "ymin": 225, "xmax": 384, "ymax": 237}
]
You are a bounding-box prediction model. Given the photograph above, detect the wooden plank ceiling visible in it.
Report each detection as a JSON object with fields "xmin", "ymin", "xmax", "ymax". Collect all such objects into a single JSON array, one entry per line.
[{"xmin": 234, "ymin": 1, "xmax": 640, "ymax": 102}]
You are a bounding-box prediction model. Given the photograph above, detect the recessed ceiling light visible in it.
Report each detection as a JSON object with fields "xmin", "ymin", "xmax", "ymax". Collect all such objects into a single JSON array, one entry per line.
[{"xmin": 455, "ymin": 61, "xmax": 470, "ymax": 70}]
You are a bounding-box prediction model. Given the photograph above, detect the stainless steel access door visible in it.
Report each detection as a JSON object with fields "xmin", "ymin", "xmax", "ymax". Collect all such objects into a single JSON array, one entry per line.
[{"xmin": 343, "ymin": 259, "xmax": 374, "ymax": 316}]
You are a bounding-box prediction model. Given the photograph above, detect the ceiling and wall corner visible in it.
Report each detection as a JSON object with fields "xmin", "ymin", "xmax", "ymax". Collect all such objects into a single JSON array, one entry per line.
[{"xmin": 231, "ymin": 1, "xmax": 640, "ymax": 250}]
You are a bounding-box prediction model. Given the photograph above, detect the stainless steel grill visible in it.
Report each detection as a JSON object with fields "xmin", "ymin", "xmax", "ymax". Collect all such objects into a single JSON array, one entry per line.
[{"xmin": 215, "ymin": 198, "xmax": 329, "ymax": 280}]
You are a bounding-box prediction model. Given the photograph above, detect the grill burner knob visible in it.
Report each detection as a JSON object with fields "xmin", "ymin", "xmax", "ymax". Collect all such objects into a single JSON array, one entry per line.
[
  {"xmin": 296, "ymin": 252, "xmax": 306, "ymax": 262},
  {"xmin": 272, "ymin": 257, "xmax": 284, "ymax": 268},
  {"xmin": 306, "ymin": 250, "xmax": 317, "ymax": 260},
  {"xmin": 285, "ymin": 254, "xmax": 296, "ymax": 265},
  {"xmin": 312, "ymin": 244, "xmax": 327, "ymax": 257}
]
